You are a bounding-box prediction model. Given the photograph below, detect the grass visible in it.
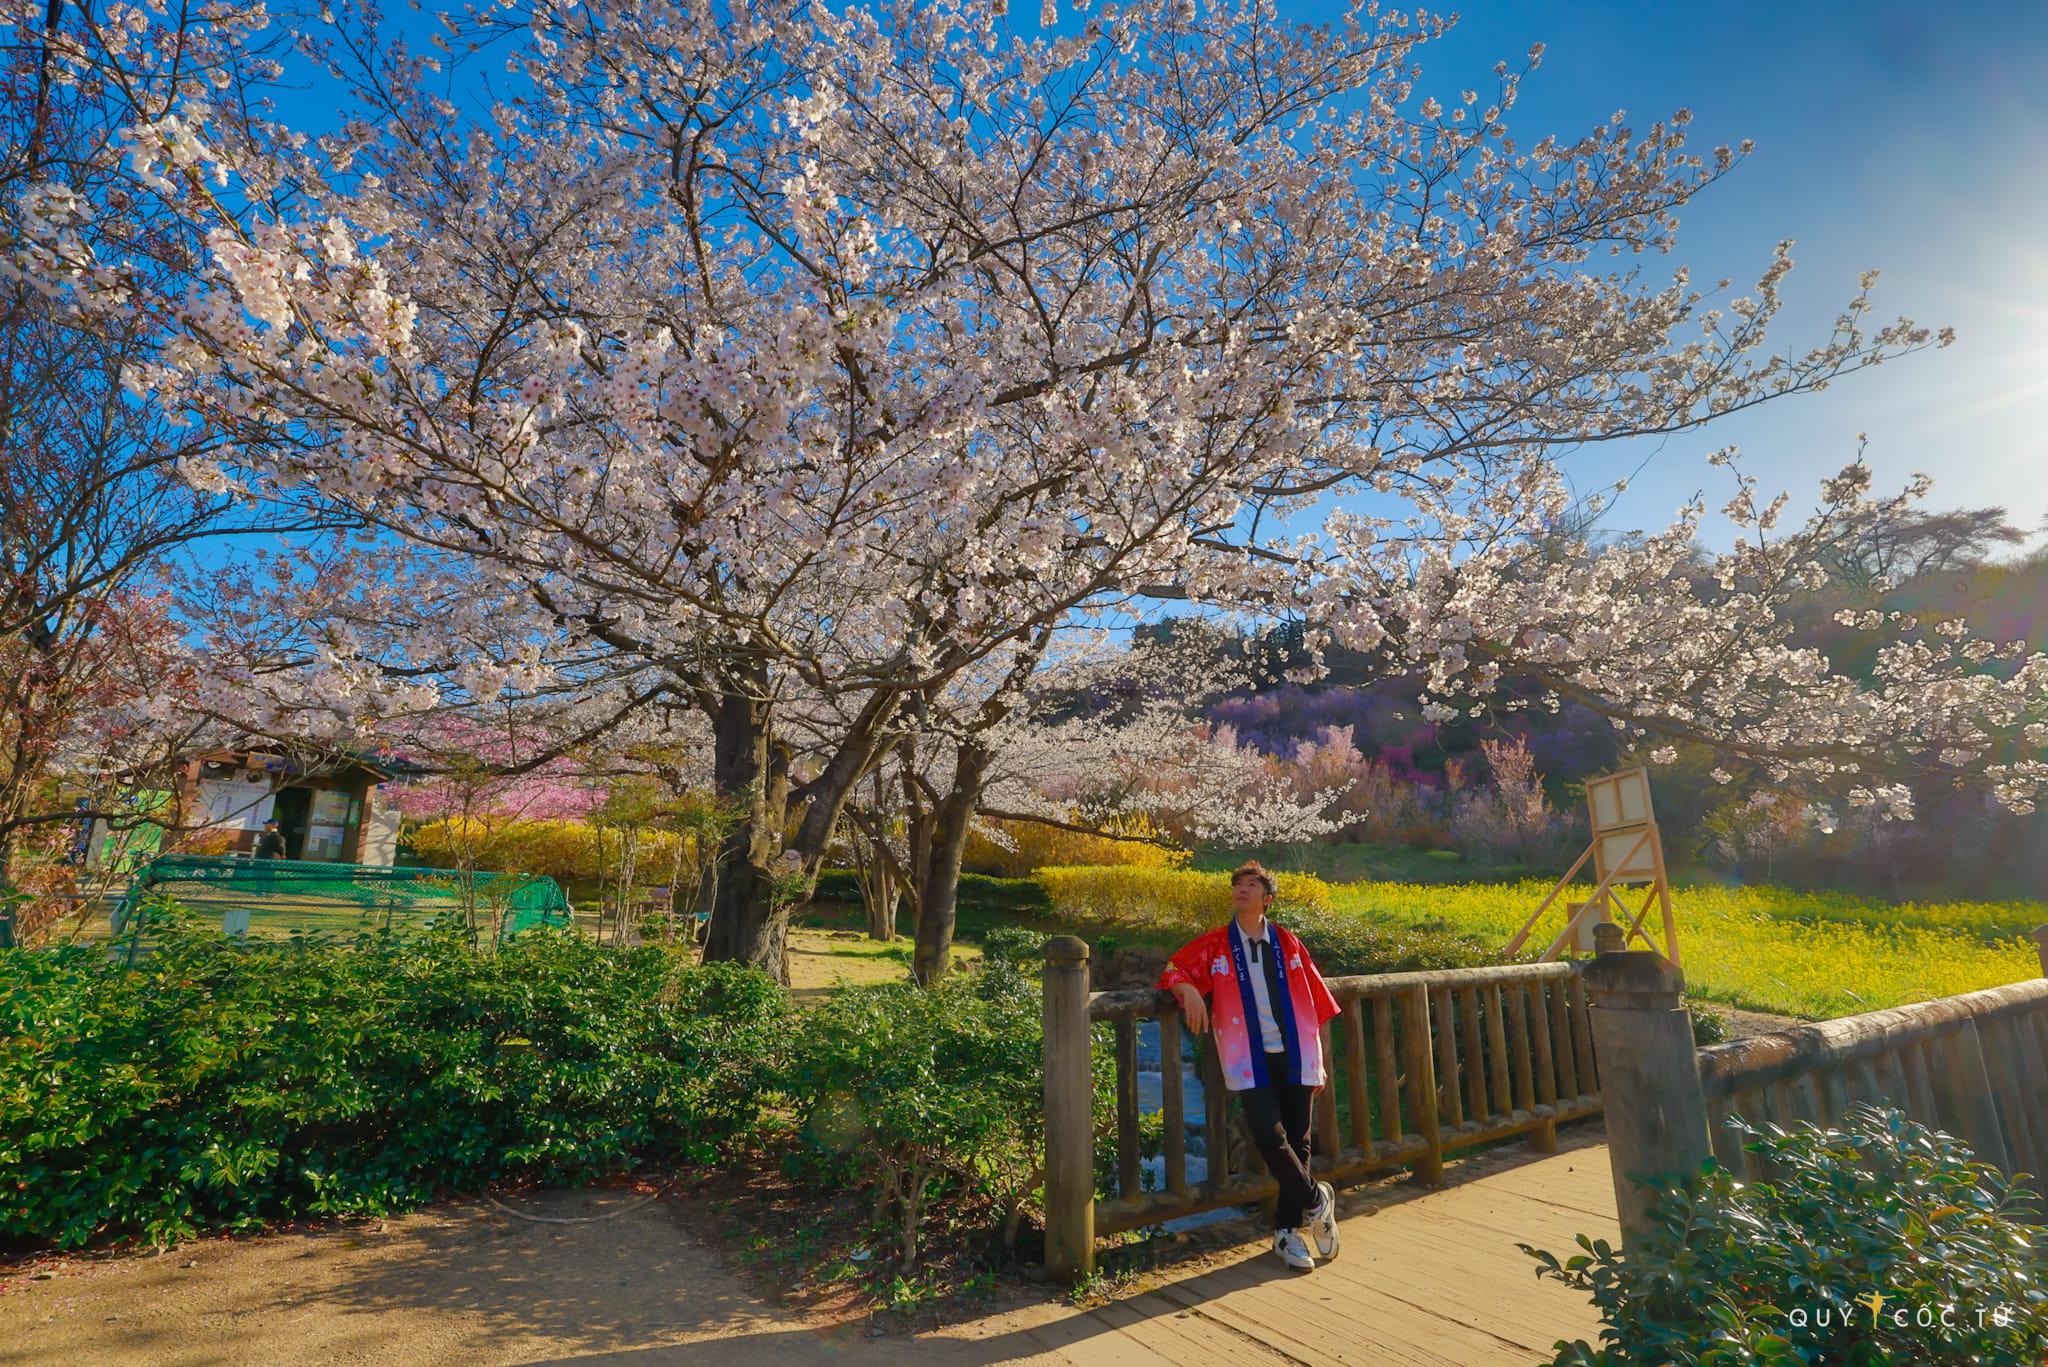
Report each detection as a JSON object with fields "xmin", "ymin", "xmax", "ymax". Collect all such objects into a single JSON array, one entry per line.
[{"xmin": 785, "ymin": 925, "xmax": 982, "ymax": 1002}]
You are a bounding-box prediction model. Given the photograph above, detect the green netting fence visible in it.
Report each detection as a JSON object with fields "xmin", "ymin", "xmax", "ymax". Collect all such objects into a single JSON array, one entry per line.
[{"xmin": 112, "ymin": 854, "xmax": 573, "ymax": 944}]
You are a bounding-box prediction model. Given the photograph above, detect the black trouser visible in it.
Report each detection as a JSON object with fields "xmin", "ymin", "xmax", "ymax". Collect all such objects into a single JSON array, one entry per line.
[{"xmin": 1238, "ymin": 1051, "xmax": 1317, "ymax": 1231}]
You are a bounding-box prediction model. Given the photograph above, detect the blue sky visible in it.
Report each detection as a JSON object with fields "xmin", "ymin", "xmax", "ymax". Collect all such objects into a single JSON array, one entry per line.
[{"xmin": 1309, "ymin": 0, "xmax": 2048, "ymax": 550}]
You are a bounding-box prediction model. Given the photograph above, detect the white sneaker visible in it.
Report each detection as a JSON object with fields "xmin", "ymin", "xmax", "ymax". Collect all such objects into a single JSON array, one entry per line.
[
  {"xmin": 1273, "ymin": 1227, "xmax": 1316, "ymax": 1272},
  {"xmin": 1307, "ymin": 1181, "xmax": 1340, "ymax": 1261}
]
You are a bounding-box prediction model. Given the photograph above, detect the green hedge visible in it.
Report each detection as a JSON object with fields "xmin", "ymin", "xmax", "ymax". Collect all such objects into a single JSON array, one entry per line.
[{"xmin": 1, "ymin": 911, "xmax": 791, "ymax": 1248}]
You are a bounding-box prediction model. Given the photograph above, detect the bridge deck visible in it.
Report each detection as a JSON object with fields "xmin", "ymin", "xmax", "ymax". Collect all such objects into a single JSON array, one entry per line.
[{"xmin": 928, "ymin": 1125, "xmax": 1617, "ymax": 1365}]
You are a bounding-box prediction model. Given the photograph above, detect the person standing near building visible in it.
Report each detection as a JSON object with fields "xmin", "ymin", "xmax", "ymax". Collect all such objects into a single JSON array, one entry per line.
[
  {"xmin": 254, "ymin": 818, "xmax": 289, "ymax": 860},
  {"xmin": 1158, "ymin": 862, "xmax": 1344, "ymax": 1272}
]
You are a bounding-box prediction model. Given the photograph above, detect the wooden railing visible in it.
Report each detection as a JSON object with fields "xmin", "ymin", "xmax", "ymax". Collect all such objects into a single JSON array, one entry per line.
[
  {"xmin": 1041, "ymin": 939, "xmax": 1603, "ymax": 1278},
  {"xmin": 1582, "ymin": 922, "xmax": 2048, "ymax": 1247},
  {"xmin": 1696, "ymin": 976, "xmax": 2048, "ymax": 1184}
]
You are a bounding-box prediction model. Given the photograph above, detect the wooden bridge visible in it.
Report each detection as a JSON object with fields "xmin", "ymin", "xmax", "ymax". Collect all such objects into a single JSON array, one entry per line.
[
  {"xmin": 1017, "ymin": 925, "xmax": 2048, "ymax": 1364},
  {"xmin": 1040, "ymin": 948, "xmax": 1613, "ymax": 1284},
  {"xmin": 923, "ymin": 1125, "xmax": 1618, "ymax": 1364}
]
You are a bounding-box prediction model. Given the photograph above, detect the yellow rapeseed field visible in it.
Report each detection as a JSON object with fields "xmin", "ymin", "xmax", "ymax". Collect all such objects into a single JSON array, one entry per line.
[
  {"xmin": 1036, "ymin": 864, "xmax": 1336, "ymax": 931},
  {"xmin": 1030, "ymin": 865, "xmax": 2045, "ymax": 1019},
  {"xmin": 1329, "ymin": 878, "xmax": 2044, "ymax": 1019}
]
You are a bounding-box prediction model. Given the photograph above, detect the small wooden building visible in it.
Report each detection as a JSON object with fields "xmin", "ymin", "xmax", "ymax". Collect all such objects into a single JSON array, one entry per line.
[{"xmin": 178, "ymin": 748, "xmax": 402, "ymax": 864}]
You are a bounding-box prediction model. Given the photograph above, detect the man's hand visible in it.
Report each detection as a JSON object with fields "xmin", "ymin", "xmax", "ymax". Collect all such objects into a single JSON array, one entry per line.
[{"xmin": 1172, "ymin": 982, "xmax": 1209, "ymax": 1034}]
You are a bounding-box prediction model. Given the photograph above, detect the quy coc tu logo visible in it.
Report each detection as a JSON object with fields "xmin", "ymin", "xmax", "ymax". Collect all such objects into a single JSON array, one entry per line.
[{"xmin": 1782, "ymin": 1289, "xmax": 2027, "ymax": 1332}]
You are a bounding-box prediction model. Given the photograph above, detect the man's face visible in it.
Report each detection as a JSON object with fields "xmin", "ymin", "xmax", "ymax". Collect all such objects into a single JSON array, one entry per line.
[{"xmin": 1231, "ymin": 876, "xmax": 1273, "ymax": 919}]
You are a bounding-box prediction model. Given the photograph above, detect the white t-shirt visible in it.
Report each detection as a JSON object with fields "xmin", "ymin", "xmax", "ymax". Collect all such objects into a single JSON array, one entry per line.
[{"xmin": 1241, "ymin": 920, "xmax": 1284, "ymax": 1053}]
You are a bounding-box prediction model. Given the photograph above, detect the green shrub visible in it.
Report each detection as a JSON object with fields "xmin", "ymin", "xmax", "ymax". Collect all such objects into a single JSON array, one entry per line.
[
  {"xmin": 811, "ymin": 869, "xmax": 1053, "ymax": 921},
  {"xmin": 783, "ymin": 961, "xmax": 1109, "ymax": 1268},
  {"xmin": 957, "ymin": 872, "xmax": 1055, "ymax": 918},
  {"xmin": 1688, "ymin": 1000, "xmax": 1731, "ymax": 1045},
  {"xmin": 1521, "ymin": 1105, "xmax": 2048, "ymax": 1365},
  {"xmin": 1, "ymin": 908, "xmax": 791, "ymax": 1249},
  {"xmin": 813, "ymin": 868, "xmax": 864, "ymax": 903},
  {"xmin": 979, "ymin": 925, "xmax": 1051, "ymax": 969}
]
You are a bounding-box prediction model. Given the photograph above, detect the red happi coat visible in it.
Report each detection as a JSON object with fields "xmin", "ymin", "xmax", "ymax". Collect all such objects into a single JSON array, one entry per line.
[{"xmin": 1158, "ymin": 921, "xmax": 1342, "ymax": 1092}]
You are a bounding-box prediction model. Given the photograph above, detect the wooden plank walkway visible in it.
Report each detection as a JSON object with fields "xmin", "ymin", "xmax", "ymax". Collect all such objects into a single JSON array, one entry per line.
[{"xmin": 920, "ymin": 1126, "xmax": 1617, "ymax": 1365}]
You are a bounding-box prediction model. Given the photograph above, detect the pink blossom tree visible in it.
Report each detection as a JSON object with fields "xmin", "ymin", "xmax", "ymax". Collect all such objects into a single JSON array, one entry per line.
[{"xmin": 381, "ymin": 717, "xmax": 609, "ymax": 828}]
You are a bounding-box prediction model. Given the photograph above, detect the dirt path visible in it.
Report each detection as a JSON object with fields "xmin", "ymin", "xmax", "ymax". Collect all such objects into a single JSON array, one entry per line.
[
  {"xmin": 0, "ymin": 1188, "xmax": 852, "ymax": 1366},
  {"xmin": 0, "ymin": 1186, "xmax": 1127, "ymax": 1367},
  {"xmin": 1712, "ymin": 1003, "xmax": 1807, "ymax": 1039},
  {"xmin": 0, "ymin": 1132, "xmax": 1616, "ymax": 1366}
]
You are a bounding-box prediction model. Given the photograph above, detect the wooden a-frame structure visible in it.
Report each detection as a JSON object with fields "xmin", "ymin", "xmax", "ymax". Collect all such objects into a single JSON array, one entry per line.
[{"xmin": 1505, "ymin": 766, "xmax": 1680, "ymax": 965}]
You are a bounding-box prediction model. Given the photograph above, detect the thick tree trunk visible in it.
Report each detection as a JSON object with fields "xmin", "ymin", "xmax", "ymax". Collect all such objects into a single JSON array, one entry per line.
[
  {"xmin": 698, "ymin": 674, "xmax": 899, "ymax": 980},
  {"xmin": 912, "ymin": 743, "xmax": 989, "ymax": 985},
  {"xmin": 702, "ymin": 847, "xmax": 791, "ymax": 978},
  {"xmin": 698, "ymin": 679, "xmax": 797, "ymax": 984}
]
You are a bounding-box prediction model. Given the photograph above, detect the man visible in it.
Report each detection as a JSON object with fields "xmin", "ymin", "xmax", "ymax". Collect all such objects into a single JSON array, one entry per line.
[
  {"xmin": 254, "ymin": 818, "xmax": 289, "ymax": 860},
  {"xmin": 1159, "ymin": 862, "xmax": 1343, "ymax": 1272}
]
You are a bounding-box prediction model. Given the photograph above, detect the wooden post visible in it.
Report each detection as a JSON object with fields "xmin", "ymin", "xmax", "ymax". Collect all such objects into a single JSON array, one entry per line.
[
  {"xmin": 2034, "ymin": 925, "xmax": 2048, "ymax": 978},
  {"xmin": 1927, "ymin": 1020, "xmax": 2013, "ymax": 1175},
  {"xmin": 1405, "ymin": 984, "xmax": 1445, "ymax": 1184},
  {"xmin": 1159, "ymin": 1009, "xmax": 1188, "ymax": 1199},
  {"xmin": 1042, "ymin": 936, "xmax": 1095, "ymax": 1282},
  {"xmin": 1581, "ymin": 922, "xmax": 1710, "ymax": 1248}
]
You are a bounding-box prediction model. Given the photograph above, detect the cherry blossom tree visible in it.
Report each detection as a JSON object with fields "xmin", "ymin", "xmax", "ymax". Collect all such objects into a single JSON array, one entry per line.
[
  {"xmin": 831, "ymin": 630, "xmax": 1343, "ymax": 978},
  {"xmin": 27, "ymin": 0, "xmax": 1951, "ymax": 976},
  {"xmin": 1317, "ymin": 454, "xmax": 2048, "ymax": 816}
]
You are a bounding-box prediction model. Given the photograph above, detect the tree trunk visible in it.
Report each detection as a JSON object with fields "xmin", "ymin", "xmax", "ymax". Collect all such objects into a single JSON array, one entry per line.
[
  {"xmin": 702, "ymin": 847, "xmax": 791, "ymax": 980},
  {"xmin": 852, "ymin": 824, "xmax": 899, "ymax": 941},
  {"xmin": 912, "ymin": 743, "xmax": 989, "ymax": 985},
  {"xmin": 699, "ymin": 674, "xmax": 908, "ymax": 980},
  {"xmin": 849, "ymin": 769, "xmax": 901, "ymax": 942},
  {"xmin": 698, "ymin": 678, "xmax": 796, "ymax": 984},
  {"xmin": 862, "ymin": 856, "xmax": 897, "ymax": 941}
]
